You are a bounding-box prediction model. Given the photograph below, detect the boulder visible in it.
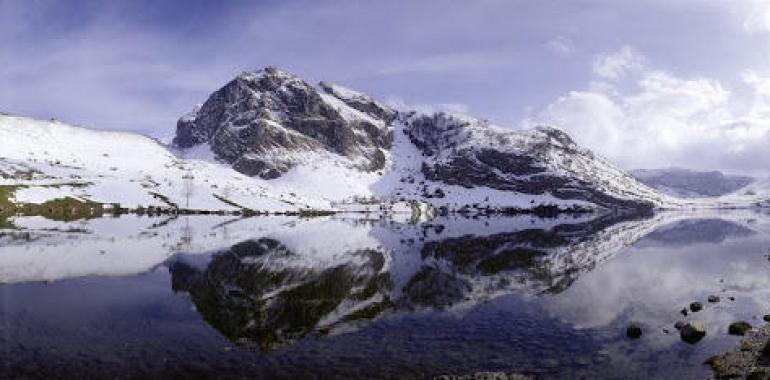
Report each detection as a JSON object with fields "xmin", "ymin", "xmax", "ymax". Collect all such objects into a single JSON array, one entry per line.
[
  {"xmin": 680, "ymin": 322, "xmax": 706, "ymax": 344},
  {"xmin": 690, "ymin": 302, "xmax": 703, "ymax": 312},
  {"xmin": 728, "ymin": 321, "xmax": 752, "ymax": 336}
]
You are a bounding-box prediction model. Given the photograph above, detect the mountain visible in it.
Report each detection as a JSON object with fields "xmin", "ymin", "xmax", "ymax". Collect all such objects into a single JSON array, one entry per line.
[
  {"xmin": 171, "ymin": 66, "xmax": 679, "ymax": 212},
  {"xmin": 4, "ymin": 66, "xmax": 765, "ymax": 215},
  {"xmin": 173, "ymin": 68, "xmax": 393, "ymax": 178},
  {"xmin": 631, "ymin": 167, "xmax": 754, "ymax": 198}
]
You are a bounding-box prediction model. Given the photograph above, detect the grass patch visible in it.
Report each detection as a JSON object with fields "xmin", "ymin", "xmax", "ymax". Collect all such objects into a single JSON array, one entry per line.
[
  {"xmin": 0, "ymin": 185, "xmax": 106, "ymax": 222},
  {"xmin": 17, "ymin": 197, "xmax": 105, "ymax": 222},
  {"xmin": 0, "ymin": 185, "xmax": 20, "ymax": 212},
  {"xmin": 297, "ymin": 209, "xmax": 337, "ymax": 217}
]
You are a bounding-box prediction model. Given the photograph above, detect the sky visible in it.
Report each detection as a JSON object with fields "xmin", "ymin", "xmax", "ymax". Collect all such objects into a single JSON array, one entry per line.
[{"xmin": 3, "ymin": 0, "xmax": 770, "ymax": 175}]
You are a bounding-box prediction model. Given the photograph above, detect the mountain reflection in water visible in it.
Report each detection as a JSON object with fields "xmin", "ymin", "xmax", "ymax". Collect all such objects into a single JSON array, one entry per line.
[{"xmin": 1, "ymin": 210, "xmax": 769, "ymax": 379}]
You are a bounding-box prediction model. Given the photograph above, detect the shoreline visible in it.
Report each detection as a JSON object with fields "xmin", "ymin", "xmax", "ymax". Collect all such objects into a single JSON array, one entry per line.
[{"xmin": 706, "ymin": 321, "xmax": 770, "ymax": 379}]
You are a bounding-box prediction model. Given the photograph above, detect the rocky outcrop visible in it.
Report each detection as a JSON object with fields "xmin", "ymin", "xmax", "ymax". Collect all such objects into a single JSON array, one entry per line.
[
  {"xmin": 403, "ymin": 112, "xmax": 658, "ymax": 210},
  {"xmin": 318, "ymin": 81, "xmax": 398, "ymax": 123},
  {"xmin": 174, "ymin": 67, "xmax": 392, "ymax": 178}
]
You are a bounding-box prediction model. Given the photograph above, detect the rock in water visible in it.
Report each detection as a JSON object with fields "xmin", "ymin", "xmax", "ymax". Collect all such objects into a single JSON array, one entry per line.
[
  {"xmin": 708, "ymin": 295, "xmax": 720, "ymax": 303},
  {"xmin": 690, "ymin": 302, "xmax": 703, "ymax": 312},
  {"xmin": 680, "ymin": 322, "xmax": 706, "ymax": 344},
  {"xmin": 728, "ymin": 321, "xmax": 752, "ymax": 336},
  {"xmin": 627, "ymin": 324, "xmax": 643, "ymax": 339}
]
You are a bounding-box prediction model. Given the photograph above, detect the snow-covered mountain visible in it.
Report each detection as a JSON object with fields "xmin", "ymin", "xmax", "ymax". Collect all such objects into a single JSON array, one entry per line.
[
  {"xmin": 631, "ymin": 167, "xmax": 754, "ymax": 198},
  {"xmin": 169, "ymin": 67, "xmax": 685, "ymax": 212},
  {"xmin": 2, "ymin": 67, "xmax": 766, "ymax": 214}
]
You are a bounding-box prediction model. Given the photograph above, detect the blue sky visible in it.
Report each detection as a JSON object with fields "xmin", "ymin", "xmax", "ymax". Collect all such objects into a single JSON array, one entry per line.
[{"xmin": 4, "ymin": 0, "xmax": 770, "ymax": 174}]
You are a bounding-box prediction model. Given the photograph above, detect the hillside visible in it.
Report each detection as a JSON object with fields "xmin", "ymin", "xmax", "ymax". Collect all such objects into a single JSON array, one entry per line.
[{"xmin": 2, "ymin": 67, "xmax": 766, "ymax": 216}]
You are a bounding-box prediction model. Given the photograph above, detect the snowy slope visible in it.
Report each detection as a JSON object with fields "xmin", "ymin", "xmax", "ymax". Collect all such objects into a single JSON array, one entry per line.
[
  {"xmin": 3, "ymin": 68, "xmax": 769, "ymax": 214},
  {"xmin": 0, "ymin": 114, "xmax": 332, "ymax": 212}
]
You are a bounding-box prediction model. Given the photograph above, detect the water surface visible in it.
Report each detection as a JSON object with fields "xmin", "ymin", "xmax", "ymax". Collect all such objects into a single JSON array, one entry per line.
[{"xmin": 1, "ymin": 211, "xmax": 769, "ymax": 379}]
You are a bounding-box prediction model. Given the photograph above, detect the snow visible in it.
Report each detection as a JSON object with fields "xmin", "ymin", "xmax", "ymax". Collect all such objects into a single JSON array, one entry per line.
[
  {"xmin": 318, "ymin": 92, "xmax": 386, "ymax": 128},
  {"xmin": 2, "ymin": 99, "xmax": 769, "ymax": 216},
  {"xmin": 0, "ymin": 114, "xmax": 322, "ymax": 212}
]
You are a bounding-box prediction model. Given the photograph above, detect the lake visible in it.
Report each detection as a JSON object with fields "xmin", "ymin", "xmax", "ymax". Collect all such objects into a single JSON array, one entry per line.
[{"xmin": 1, "ymin": 210, "xmax": 769, "ymax": 379}]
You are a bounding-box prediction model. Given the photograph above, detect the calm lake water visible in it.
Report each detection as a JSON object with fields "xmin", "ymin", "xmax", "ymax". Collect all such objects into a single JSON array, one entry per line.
[{"xmin": 1, "ymin": 210, "xmax": 770, "ymax": 379}]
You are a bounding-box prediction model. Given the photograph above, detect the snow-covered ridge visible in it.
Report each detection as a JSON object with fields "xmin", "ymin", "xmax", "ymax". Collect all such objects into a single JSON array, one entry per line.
[
  {"xmin": 3, "ymin": 67, "xmax": 769, "ymax": 214},
  {"xmin": 0, "ymin": 114, "xmax": 335, "ymax": 212},
  {"xmin": 167, "ymin": 67, "xmax": 675, "ymax": 212}
]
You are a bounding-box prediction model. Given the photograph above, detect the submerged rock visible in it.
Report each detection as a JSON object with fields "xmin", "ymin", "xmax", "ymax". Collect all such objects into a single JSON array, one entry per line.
[
  {"xmin": 689, "ymin": 302, "xmax": 703, "ymax": 312},
  {"xmin": 705, "ymin": 354, "xmax": 744, "ymax": 379},
  {"xmin": 627, "ymin": 324, "xmax": 643, "ymax": 339}
]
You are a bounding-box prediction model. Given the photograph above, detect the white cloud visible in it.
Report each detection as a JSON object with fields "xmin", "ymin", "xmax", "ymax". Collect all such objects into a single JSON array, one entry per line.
[
  {"xmin": 743, "ymin": 0, "xmax": 770, "ymax": 32},
  {"xmin": 529, "ymin": 46, "xmax": 770, "ymax": 175},
  {"xmin": 592, "ymin": 45, "xmax": 646, "ymax": 80},
  {"xmin": 545, "ymin": 35, "xmax": 574, "ymax": 56}
]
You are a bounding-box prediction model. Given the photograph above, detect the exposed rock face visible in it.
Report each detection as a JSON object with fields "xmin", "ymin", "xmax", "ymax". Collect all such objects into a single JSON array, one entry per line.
[
  {"xmin": 173, "ymin": 67, "xmax": 392, "ymax": 178},
  {"xmin": 319, "ymin": 81, "xmax": 398, "ymax": 123},
  {"xmin": 403, "ymin": 112, "xmax": 658, "ymax": 210}
]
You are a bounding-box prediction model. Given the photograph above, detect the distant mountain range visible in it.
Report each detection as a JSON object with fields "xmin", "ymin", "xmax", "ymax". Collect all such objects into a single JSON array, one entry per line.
[
  {"xmin": 630, "ymin": 168, "xmax": 754, "ymax": 198},
  {"xmin": 1, "ymin": 67, "xmax": 768, "ymax": 215}
]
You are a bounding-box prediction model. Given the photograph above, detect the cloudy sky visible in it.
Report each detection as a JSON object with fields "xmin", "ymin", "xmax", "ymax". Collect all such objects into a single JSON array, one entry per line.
[{"xmin": 3, "ymin": 0, "xmax": 770, "ymax": 174}]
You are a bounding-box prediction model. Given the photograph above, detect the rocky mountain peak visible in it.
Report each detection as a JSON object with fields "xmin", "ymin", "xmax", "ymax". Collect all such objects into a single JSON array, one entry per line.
[
  {"xmin": 533, "ymin": 125, "xmax": 578, "ymax": 150},
  {"xmin": 318, "ymin": 81, "xmax": 398, "ymax": 123},
  {"xmin": 173, "ymin": 67, "xmax": 392, "ymax": 179}
]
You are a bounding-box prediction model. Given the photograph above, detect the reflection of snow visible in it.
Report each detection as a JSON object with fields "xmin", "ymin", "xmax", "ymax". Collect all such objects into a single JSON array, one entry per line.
[
  {"xmin": 3, "ymin": 209, "xmax": 770, "ymax": 337},
  {"xmin": 0, "ymin": 215, "xmax": 385, "ymax": 283}
]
